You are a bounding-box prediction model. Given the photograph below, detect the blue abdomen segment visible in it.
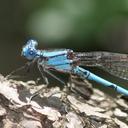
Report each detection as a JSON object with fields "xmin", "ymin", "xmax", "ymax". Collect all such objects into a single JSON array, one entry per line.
[{"xmin": 74, "ymin": 66, "xmax": 128, "ymax": 96}]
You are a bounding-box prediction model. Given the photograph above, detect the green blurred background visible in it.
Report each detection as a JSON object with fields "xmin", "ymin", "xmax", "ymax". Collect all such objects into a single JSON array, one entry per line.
[{"xmin": 1, "ymin": 0, "xmax": 128, "ymax": 94}]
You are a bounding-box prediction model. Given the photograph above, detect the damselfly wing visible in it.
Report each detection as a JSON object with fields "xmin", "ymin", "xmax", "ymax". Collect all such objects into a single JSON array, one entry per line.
[{"xmin": 76, "ymin": 52, "xmax": 128, "ymax": 80}]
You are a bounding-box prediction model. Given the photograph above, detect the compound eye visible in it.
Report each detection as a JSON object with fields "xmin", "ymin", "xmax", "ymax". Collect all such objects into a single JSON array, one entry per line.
[{"xmin": 29, "ymin": 49, "xmax": 34, "ymax": 55}]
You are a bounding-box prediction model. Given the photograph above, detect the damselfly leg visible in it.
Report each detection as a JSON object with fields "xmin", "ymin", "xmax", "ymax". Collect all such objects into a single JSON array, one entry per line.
[
  {"xmin": 6, "ymin": 58, "xmax": 38, "ymax": 79},
  {"xmin": 6, "ymin": 62, "xmax": 31, "ymax": 79},
  {"xmin": 29, "ymin": 58, "xmax": 66, "ymax": 101},
  {"xmin": 44, "ymin": 69, "xmax": 66, "ymax": 85}
]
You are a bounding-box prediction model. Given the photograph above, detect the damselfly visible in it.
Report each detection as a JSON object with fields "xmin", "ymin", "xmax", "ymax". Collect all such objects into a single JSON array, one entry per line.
[{"xmin": 9, "ymin": 39, "xmax": 128, "ymax": 97}]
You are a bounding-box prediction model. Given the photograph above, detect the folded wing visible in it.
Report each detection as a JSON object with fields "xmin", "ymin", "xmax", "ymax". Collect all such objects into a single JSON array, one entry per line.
[{"xmin": 76, "ymin": 52, "xmax": 128, "ymax": 80}]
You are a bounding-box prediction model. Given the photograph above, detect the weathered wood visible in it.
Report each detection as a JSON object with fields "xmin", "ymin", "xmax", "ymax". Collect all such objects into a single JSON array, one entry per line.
[{"xmin": 0, "ymin": 74, "xmax": 127, "ymax": 128}]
